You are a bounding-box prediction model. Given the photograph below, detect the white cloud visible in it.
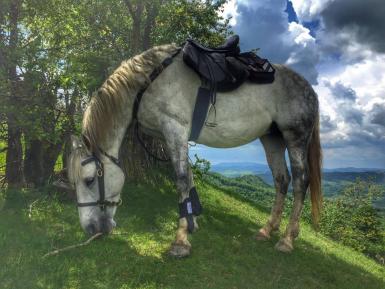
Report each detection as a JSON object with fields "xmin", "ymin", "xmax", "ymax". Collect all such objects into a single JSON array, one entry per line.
[
  {"xmin": 231, "ymin": 0, "xmax": 319, "ymax": 83},
  {"xmin": 328, "ymin": 54, "xmax": 385, "ymax": 109},
  {"xmin": 315, "ymin": 53, "xmax": 385, "ymax": 168},
  {"xmin": 287, "ymin": 22, "xmax": 314, "ymax": 45},
  {"xmin": 290, "ymin": 0, "xmax": 332, "ymax": 21},
  {"xmin": 285, "ymin": 22, "xmax": 319, "ymax": 83},
  {"xmin": 220, "ymin": 0, "xmax": 239, "ymax": 26}
]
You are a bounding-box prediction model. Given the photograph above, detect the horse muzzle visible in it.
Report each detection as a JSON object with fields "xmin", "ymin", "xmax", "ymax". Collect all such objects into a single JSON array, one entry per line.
[{"xmin": 85, "ymin": 217, "xmax": 116, "ymax": 235}]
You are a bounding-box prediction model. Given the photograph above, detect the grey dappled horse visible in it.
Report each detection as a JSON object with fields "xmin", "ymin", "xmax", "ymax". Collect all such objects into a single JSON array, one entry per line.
[{"xmin": 68, "ymin": 44, "xmax": 322, "ymax": 257}]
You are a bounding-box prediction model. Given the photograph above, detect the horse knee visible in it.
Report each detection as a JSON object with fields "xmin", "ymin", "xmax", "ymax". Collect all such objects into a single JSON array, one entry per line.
[{"xmin": 176, "ymin": 173, "xmax": 189, "ymax": 193}]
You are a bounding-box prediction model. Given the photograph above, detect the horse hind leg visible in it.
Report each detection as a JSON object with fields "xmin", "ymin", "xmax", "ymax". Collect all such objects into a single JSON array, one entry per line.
[
  {"xmin": 275, "ymin": 130, "xmax": 311, "ymax": 252},
  {"xmin": 256, "ymin": 132, "xmax": 290, "ymax": 241}
]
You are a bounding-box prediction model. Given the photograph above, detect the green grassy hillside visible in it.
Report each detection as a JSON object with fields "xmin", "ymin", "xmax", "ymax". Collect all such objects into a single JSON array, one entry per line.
[{"xmin": 0, "ymin": 178, "xmax": 384, "ymax": 289}]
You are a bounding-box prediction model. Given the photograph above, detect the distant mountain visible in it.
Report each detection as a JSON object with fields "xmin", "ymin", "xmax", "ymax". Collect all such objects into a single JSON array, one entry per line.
[
  {"xmin": 210, "ymin": 162, "xmax": 385, "ymax": 198},
  {"xmin": 323, "ymin": 171, "xmax": 385, "ymax": 184},
  {"xmin": 210, "ymin": 162, "xmax": 270, "ymax": 177},
  {"xmin": 211, "ymin": 162, "xmax": 385, "ymax": 176},
  {"xmin": 323, "ymin": 167, "xmax": 385, "ymax": 173}
]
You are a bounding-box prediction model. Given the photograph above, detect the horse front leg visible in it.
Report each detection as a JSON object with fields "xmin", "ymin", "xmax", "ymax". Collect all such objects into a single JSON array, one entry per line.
[{"xmin": 163, "ymin": 121, "xmax": 201, "ymax": 257}]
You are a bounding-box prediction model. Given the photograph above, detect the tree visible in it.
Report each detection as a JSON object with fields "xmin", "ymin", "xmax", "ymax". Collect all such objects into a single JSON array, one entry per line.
[
  {"xmin": 1, "ymin": 0, "xmax": 24, "ymax": 187},
  {"xmin": 0, "ymin": 0, "xmax": 231, "ymax": 187}
]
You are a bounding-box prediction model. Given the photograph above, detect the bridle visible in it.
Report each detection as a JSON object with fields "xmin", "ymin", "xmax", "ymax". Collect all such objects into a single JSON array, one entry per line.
[{"xmin": 77, "ymin": 148, "xmax": 123, "ymax": 211}]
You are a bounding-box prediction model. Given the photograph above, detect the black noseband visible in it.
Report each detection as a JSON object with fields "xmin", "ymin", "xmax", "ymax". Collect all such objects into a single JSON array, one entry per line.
[{"xmin": 77, "ymin": 149, "xmax": 122, "ymax": 211}]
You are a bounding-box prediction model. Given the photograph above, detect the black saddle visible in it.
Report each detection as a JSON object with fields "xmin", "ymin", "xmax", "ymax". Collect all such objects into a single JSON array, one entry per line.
[
  {"xmin": 182, "ymin": 35, "xmax": 275, "ymax": 141},
  {"xmin": 183, "ymin": 35, "xmax": 275, "ymax": 92}
]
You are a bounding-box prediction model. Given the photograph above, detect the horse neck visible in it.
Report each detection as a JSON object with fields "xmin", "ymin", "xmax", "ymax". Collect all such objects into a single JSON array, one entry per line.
[{"xmin": 101, "ymin": 98, "xmax": 134, "ymax": 158}]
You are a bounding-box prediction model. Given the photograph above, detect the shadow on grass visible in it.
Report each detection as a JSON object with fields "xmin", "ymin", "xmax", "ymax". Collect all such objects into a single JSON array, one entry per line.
[{"xmin": 0, "ymin": 182, "xmax": 384, "ymax": 289}]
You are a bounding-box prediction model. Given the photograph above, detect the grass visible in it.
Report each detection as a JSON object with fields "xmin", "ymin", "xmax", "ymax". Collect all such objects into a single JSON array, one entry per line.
[{"xmin": 0, "ymin": 177, "xmax": 384, "ymax": 289}]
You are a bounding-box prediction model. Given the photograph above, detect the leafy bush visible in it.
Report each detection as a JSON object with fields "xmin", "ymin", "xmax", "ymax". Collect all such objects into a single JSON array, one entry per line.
[
  {"xmin": 319, "ymin": 179, "xmax": 385, "ymax": 262},
  {"xmin": 190, "ymin": 154, "xmax": 211, "ymax": 181}
]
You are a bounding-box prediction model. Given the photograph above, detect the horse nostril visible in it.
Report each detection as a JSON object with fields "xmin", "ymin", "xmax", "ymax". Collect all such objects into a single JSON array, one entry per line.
[
  {"xmin": 100, "ymin": 217, "xmax": 113, "ymax": 234},
  {"xmin": 85, "ymin": 223, "xmax": 98, "ymax": 235}
]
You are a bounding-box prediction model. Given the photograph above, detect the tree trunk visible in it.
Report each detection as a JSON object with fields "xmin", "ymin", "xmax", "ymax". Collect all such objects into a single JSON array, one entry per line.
[
  {"xmin": 124, "ymin": 0, "xmax": 144, "ymax": 54},
  {"xmin": 120, "ymin": 0, "xmax": 172, "ymax": 181},
  {"xmin": 24, "ymin": 139, "xmax": 44, "ymax": 186},
  {"xmin": 5, "ymin": 0, "xmax": 23, "ymax": 188},
  {"xmin": 142, "ymin": 2, "xmax": 158, "ymax": 50},
  {"xmin": 24, "ymin": 139, "xmax": 64, "ymax": 187}
]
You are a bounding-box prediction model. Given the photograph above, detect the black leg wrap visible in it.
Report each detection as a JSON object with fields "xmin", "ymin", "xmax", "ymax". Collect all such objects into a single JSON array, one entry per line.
[
  {"xmin": 189, "ymin": 186, "xmax": 202, "ymax": 215},
  {"xmin": 178, "ymin": 187, "xmax": 203, "ymax": 233}
]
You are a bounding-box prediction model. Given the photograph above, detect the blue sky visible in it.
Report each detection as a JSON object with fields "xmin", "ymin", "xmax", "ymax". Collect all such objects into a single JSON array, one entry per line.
[{"xmin": 189, "ymin": 0, "xmax": 385, "ymax": 169}]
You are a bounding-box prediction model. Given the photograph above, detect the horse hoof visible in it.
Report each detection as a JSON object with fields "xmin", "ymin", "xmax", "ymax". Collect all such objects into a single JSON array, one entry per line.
[
  {"xmin": 169, "ymin": 242, "xmax": 191, "ymax": 258},
  {"xmin": 275, "ymin": 238, "xmax": 293, "ymax": 253},
  {"xmin": 256, "ymin": 228, "xmax": 270, "ymax": 241}
]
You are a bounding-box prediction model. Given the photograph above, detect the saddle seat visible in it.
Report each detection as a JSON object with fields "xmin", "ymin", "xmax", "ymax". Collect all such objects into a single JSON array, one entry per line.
[
  {"xmin": 183, "ymin": 34, "xmax": 275, "ymax": 92},
  {"xmin": 188, "ymin": 35, "xmax": 240, "ymax": 54}
]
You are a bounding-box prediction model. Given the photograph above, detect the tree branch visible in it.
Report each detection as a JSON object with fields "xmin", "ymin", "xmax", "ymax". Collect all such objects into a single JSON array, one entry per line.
[{"xmin": 42, "ymin": 233, "xmax": 103, "ymax": 258}]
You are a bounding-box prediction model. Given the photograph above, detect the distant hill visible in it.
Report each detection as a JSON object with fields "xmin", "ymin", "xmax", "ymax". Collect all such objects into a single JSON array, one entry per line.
[
  {"xmin": 210, "ymin": 162, "xmax": 385, "ymax": 200},
  {"xmin": 210, "ymin": 162, "xmax": 270, "ymax": 177},
  {"xmin": 211, "ymin": 162, "xmax": 385, "ymax": 177},
  {"xmin": 323, "ymin": 171, "xmax": 385, "ymax": 184},
  {"xmin": 323, "ymin": 167, "xmax": 385, "ymax": 173}
]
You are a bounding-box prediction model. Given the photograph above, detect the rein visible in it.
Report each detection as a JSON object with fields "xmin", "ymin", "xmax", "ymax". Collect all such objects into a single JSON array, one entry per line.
[
  {"xmin": 132, "ymin": 49, "xmax": 182, "ymax": 162},
  {"xmin": 77, "ymin": 147, "xmax": 122, "ymax": 211},
  {"xmin": 77, "ymin": 49, "xmax": 181, "ymax": 208}
]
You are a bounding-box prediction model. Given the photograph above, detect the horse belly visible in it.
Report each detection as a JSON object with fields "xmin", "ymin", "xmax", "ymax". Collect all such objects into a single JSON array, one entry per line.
[{"xmin": 196, "ymin": 91, "xmax": 273, "ymax": 148}]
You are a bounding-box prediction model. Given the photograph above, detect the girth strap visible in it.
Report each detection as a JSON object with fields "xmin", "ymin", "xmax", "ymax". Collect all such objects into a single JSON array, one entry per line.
[{"xmin": 189, "ymin": 86, "xmax": 212, "ymax": 142}]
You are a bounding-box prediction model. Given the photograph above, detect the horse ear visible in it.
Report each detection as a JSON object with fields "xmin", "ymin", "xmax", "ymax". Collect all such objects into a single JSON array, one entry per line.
[
  {"xmin": 81, "ymin": 134, "xmax": 92, "ymax": 151},
  {"xmin": 70, "ymin": 135, "xmax": 83, "ymax": 151}
]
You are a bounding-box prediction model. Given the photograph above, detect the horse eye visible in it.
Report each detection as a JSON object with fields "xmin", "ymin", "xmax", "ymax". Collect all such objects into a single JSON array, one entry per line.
[{"xmin": 85, "ymin": 177, "xmax": 95, "ymax": 187}]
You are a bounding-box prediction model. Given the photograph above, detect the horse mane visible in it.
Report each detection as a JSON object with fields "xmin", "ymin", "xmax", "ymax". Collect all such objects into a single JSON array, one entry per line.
[
  {"xmin": 82, "ymin": 44, "xmax": 180, "ymax": 151},
  {"xmin": 68, "ymin": 44, "xmax": 179, "ymax": 184}
]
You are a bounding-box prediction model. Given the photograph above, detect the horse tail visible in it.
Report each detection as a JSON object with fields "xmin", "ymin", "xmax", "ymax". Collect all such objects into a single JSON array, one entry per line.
[{"xmin": 308, "ymin": 112, "xmax": 323, "ymax": 226}]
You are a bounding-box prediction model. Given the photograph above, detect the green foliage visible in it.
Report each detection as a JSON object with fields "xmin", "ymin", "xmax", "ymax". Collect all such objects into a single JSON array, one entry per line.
[
  {"xmin": 204, "ymin": 172, "xmax": 275, "ymax": 208},
  {"xmin": 319, "ymin": 180, "xmax": 385, "ymax": 261},
  {"xmin": 154, "ymin": 0, "xmax": 230, "ymax": 46},
  {"xmin": 190, "ymin": 154, "xmax": 211, "ymax": 181},
  {"xmin": 0, "ymin": 0, "xmax": 231, "ymax": 186}
]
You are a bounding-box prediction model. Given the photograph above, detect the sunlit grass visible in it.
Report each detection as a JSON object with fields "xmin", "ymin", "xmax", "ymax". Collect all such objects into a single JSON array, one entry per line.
[{"xmin": 0, "ymin": 178, "xmax": 384, "ymax": 289}]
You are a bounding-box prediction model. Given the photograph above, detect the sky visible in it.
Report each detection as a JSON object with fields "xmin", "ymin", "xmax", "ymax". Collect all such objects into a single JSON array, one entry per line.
[{"xmin": 189, "ymin": 0, "xmax": 385, "ymax": 169}]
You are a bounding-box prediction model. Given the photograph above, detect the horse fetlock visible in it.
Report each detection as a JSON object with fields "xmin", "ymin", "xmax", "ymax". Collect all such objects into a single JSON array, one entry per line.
[
  {"xmin": 256, "ymin": 227, "xmax": 271, "ymax": 241},
  {"xmin": 285, "ymin": 223, "xmax": 300, "ymax": 239},
  {"xmin": 268, "ymin": 217, "xmax": 282, "ymax": 231}
]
